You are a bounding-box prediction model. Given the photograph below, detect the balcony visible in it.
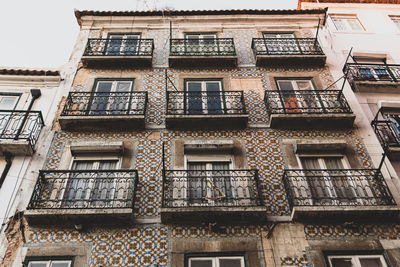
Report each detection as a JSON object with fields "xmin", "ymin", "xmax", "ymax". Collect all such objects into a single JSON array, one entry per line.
[
  {"xmin": 58, "ymin": 91, "xmax": 147, "ymax": 131},
  {"xmin": 166, "ymin": 91, "xmax": 248, "ymax": 129},
  {"xmin": 344, "ymin": 63, "xmax": 400, "ymax": 92},
  {"xmin": 0, "ymin": 111, "xmax": 44, "ymax": 156},
  {"xmin": 81, "ymin": 38, "xmax": 154, "ymax": 68},
  {"xmin": 25, "ymin": 169, "xmax": 138, "ymax": 225},
  {"xmin": 264, "ymin": 90, "xmax": 355, "ymax": 129},
  {"xmin": 283, "ymin": 169, "xmax": 399, "ymax": 222},
  {"xmin": 372, "ymin": 112, "xmax": 400, "ymax": 160},
  {"xmin": 169, "ymin": 38, "xmax": 237, "ymax": 68},
  {"xmin": 252, "ymin": 38, "xmax": 326, "ymax": 67},
  {"xmin": 161, "ymin": 169, "xmax": 267, "ymax": 224}
]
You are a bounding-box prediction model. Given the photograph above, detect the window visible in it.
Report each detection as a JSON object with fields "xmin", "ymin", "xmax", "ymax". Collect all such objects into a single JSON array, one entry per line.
[
  {"xmin": 330, "ymin": 15, "xmax": 364, "ymax": 32},
  {"xmin": 185, "ymin": 79, "xmax": 224, "ymax": 115},
  {"xmin": 390, "ymin": 16, "xmax": 400, "ymax": 30},
  {"xmin": 64, "ymin": 156, "xmax": 121, "ymax": 208},
  {"xmin": 0, "ymin": 94, "xmax": 19, "ymax": 110},
  {"xmin": 327, "ymin": 254, "xmax": 388, "ymax": 267},
  {"xmin": 184, "ymin": 33, "xmax": 217, "ymax": 54},
  {"xmin": 298, "ymin": 156, "xmax": 359, "ymax": 205},
  {"xmin": 106, "ymin": 33, "xmax": 140, "ymax": 55},
  {"xmin": 188, "ymin": 256, "xmax": 245, "ymax": 267},
  {"xmin": 186, "ymin": 159, "xmax": 233, "ymax": 205},
  {"xmin": 25, "ymin": 259, "xmax": 72, "ymax": 267},
  {"xmin": 275, "ymin": 78, "xmax": 318, "ymax": 113},
  {"xmin": 90, "ymin": 79, "xmax": 134, "ymax": 115},
  {"xmin": 262, "ymin": 32, "xmax": 301, "ymax": 54}
]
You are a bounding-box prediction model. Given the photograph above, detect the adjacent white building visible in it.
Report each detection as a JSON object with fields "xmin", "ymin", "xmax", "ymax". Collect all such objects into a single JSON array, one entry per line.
[{"xmin": 299, "ymin": 0, "xmax": 400, "ymax": 192}]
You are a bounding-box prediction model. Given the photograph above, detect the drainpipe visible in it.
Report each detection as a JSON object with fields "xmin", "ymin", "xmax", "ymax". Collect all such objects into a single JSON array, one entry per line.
[
  {"xmin": 0, "ymin": 153, "xmax": 12, "ymax": 188},
  {"xmin": 14, "ymin": 89, "xmax": 41, "ymax": 140}
]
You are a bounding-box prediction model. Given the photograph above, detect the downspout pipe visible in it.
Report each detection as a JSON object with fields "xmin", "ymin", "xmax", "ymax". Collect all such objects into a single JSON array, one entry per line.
[
  {"xmin": 0, "ymin": 153, "xmax": 12, "ymax": 188},
  {"xmin": 14, "ymin": 89, "xmax": 41, "ymax": 140}
]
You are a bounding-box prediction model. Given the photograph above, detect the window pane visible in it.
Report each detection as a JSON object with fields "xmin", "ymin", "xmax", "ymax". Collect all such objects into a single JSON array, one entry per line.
[
  {"xmin": 190, "ymin": 259, "xmax": 213, "ymax": 267},
  {"xmin": 29, "ymin": 263, "xmax": 48, "ymax": 267},
  {"xmin": 0, "ymin": 96, "xmax": 18, "ymax": 110},
  {"xmin": 96, "ymin": 82, "xmax": 113, "ymax": 93},
  {"xmin": 116, "ymin": 82, "xmax": 131, "ymax": 92},
  {"xmin": 359, "ymin": 258, "xmax": 384, "ymax": 267},
  {"xmin": 51, "ymin": 263, "xmax": 70, "ymax": 267},
  {"xmin": 219, "ymin": 259, "xmax": 242, "ymax": 267},
  {"xmin": 324, "ymin": 157, "xmax": 344, "ymax": 169},
  {"xmin": 348, "ymin": 19, "xmax": 363, "ymax": 31},
  {"xmin": 331, "ymin": 258, "xmax": 354, "ymax": 267},
  {"xmin": 296, "ymin": 81, "xmax": 313, "ymax": 90},
  {"xmin": 277, "ymin": 81, "xmax": 294, "ymax": 91}
]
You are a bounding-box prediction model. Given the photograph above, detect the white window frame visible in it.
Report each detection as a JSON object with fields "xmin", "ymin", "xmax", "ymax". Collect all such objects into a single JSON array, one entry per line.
[
  {"xmin": 276, "ymin": 79, "xmax": 319, "ymax": 112},
  {"xmin": 296, "ymin": 155, "xmax": 363, "ymax": 205},
  {"xmin": 91, "ymin": 79, "xmax": 134, "ymax": 114},
  {"xmin": 183, "ymin": 154, "xmax": 234, "ymax": 206},
  {"xmin": 60, "ymin": 155, "xmax": 122, "ymax": 208},
  {"xmin": 327, "ymin": 254, "xmax": 388, "ymax": 267},
  {"xmin": 188, "ymin": 256, "xmax": 245, "ymax": 267},
  {"xmin": 0, "ymin": 94, "xmax": 21, "ymax": 135},
  {"xmin": 27, "ymin": 260, "xmax": 72, "ymax": 267},
  {"xmin": 390, "ymin": 16, "xmax": 400, "ymax": 30},
  {"xmin": 330, "ymin": 14, "xmax": 365, "ymax": 32},
  {"xmin": 185, "ymin": 80, "xmax": 224, "ymax": 114},
  {"xmin": 106, "ymin": 33, "xmax": 141, "ymax": 55}
]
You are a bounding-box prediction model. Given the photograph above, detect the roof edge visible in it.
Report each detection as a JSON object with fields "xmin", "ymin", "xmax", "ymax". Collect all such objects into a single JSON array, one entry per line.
[
  {"xmin": 75, "ymin": 8, "xmax": 327, "ymax": 26},
  {"xmin": 0, "ymin": 68, "xmax": 60, "ymax": 77}
]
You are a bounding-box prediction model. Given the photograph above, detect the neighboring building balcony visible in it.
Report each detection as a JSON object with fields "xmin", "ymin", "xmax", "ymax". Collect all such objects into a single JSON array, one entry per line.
[
  {"xmin": 169, "ymin": 38, "xmax": 237, "ymax": 68},
  {"xmin": 344, "ymin": 63, "xmax": 400, "ymax": 92},
  {"xmin": 58, "ymin": 91, "xmax": 148, "ymax": 131},
  {"xmin": 283, "ymin": 169, "xmax": 399, "ymax": 222},
  {"xmin": 371, "ymin": 113, "xmax": 400, "ymax": 160},
  {"xmin": 81, "ymin": 38, "xmax": 154, "ymax": 68},
  {"xmin": 166, "ymin": 91, "xmax": 248, "ymax": 129},
  {"xmin": 264, "ymin": 90, "xmax": 355, "ymax": 129},
  {"xmin": 25, "ymin": 169, "xmax": 138, "ymax": 225},
  {"xmin": 252, "ymin": 38, "xmax": 326, "ymax": 67},
  {"xmin": 0, "ymin": 110, "xmax": 44, "ymax": 156},
  {"xmin": 160, "ymin": 169, "xmax": 267, "ymax": 224}
]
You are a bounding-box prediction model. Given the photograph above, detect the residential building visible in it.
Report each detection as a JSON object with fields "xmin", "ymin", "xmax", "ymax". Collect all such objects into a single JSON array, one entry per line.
[
  {"xmin": 2, "ymin": 6, "xmax": 400, "ymax": 267},
  {"xmin": 0, "ymin": 68, "xmax": 61, "ymax": 262}
]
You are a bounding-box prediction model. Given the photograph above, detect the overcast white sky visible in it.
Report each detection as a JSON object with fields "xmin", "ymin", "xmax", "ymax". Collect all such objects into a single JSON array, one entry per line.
[{"xmin": 0, "ymin": 0, "xmax": 298, "ymax": 69}]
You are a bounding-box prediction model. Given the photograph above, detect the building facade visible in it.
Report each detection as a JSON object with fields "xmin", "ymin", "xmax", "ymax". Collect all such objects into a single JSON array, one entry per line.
[
  {"xmin": 2, "ymin": 7, "xmax": 400, "ymax": 267},
  {"xmin": 0, "ymin": 68, "xmax": 61, "ymax": 262}
]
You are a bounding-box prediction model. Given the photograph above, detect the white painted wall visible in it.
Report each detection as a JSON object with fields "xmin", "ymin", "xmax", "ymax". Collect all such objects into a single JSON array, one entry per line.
[{"xmin": 300, "ymin": 2, "xmax": 400, "ymax": 199}]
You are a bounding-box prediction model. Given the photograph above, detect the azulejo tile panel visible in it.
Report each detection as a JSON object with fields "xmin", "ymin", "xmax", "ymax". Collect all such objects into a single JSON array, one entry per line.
[
  {"xmin": 304, "ymin": 224, "xmax": 400, "ymax": 240},
  {"xmin": 26, "ymin": 225, "xmax": 168, "ymax": 267}
]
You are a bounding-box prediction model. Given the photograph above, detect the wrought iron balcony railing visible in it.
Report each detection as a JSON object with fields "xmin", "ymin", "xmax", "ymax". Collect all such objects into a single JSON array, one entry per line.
[
  {"xmin": 344, "ymin": 63, "xmax": 400, "ymax": 86},
  {"xmin": 264, "ymin": 90, "xmax": 352, "ymax": 114},
  {"xmin": 0, "ymin": 110, "xmax": 44, "ymax": 147},
  {"xmin": 372, "ymin": 112, "xmax": 400, "ymax": 150},
  {"xmin": 61, "ymin": 92, "xmax": 148, "ymax": 116},
  {"xmin": 162, "ymin": 169, "xmax": 263, "ymax": 208},
  {"xmin": 166, "ymin": 91, "xmax": 246, "ymax": 115},
  {"xmin": 83, "ymin": 38, "xmax": 154, "ymax": 57},
  {"xmin": 28, "ymin": 169, "xmax": 138, "ymax": 209},
  {"xmin": 252, "ymin": 38, "xmax": 324, "ymax": 56},
  {"xmin": 283, "ymin": 169, "xmax": 396, "ymax": 207},
  {"xmin": 169, "ymin": 38, "xmax": 236, "ymax": 56}
]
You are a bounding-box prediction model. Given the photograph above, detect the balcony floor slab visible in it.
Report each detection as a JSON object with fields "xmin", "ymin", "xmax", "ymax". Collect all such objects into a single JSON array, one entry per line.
[
  {"xmin": 269, "ymin": 113, "xmax": 355, "ymax": 129},
  {"xmin": 0, "ymin": 139, "xmax": 34, "ymax": 156},
  {"xmin": 161, "ymin": 206, "xmax": 268, "ymax": 224},
  {"xmin": 58, "ymin": 115, "xmax": 146, "ymax": 131}
]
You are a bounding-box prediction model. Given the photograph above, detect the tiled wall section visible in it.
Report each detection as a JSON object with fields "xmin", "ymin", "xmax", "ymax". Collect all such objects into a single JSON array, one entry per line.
[
  {"xmin": 44, "ymin": 129, "xmax": 372, "ymax": 217},
  {"xmin": 305, "ymin": 224, "xmax": 400, "ymax": 240},
  {"xmin": 25, "ymin": 224, "xmax": 267, "ymax": 267}
]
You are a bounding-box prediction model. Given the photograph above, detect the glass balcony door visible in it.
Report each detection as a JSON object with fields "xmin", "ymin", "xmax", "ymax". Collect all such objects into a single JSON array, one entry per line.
[
  {"xmin": 187, "ymin": 161, "xmax": 233, "ymax": 206},
  {"xmin": 0, "ymin": 95, "xmax": 21, "ymax": 138},
  {"xmin": 186, "ymin": 80, "xmax": 223, "ymax": 115},
  {"xmin": 276, "ymin": 79, "xmax": 320, "ymax": 113},
  {"xmin": 185, "ymin": 33, "xmax": 217, "ymax": 55},
  {"xmin": 64, "ymin": 159, "xmax": 119, "ymax": 208},
  {"xmin": 106, "ymin": 34, "xmax": 140, "ymax": 56},
  {"xmin": 89, "ymin": 80, "xmax": 133, "ymax": 115},
  {"xmin": 262, "ymin": 32, "xmax": 300, "ymax": 54},
  {"xmin": 300, "ymin": 156, "xmax": 358, "ymax": 205}
]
